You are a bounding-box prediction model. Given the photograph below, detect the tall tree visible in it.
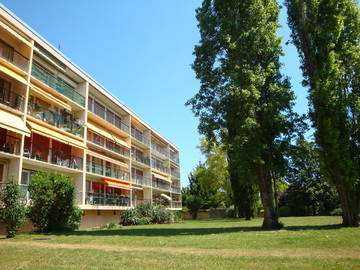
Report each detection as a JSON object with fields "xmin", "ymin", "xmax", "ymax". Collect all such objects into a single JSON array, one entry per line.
[
  {"xmin": 187, "ymin": 0, "xmax": 296, "ymax": 229},
  {"xmin": 285, "ymin": 0, "xmax": 360, "ymax": 226}
]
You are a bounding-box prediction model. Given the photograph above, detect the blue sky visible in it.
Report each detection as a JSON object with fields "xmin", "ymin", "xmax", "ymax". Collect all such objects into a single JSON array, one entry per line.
[{"xmin": 2, "ymin": 0, "xmax": 307, "ymax": 186}]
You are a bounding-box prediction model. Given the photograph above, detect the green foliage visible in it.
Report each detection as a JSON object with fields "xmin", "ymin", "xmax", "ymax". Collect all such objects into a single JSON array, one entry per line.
[
  {"xmin": 27, "ymin": 172, "xmax": 82, "ymax": 232},
  {"xmin": 279, "ymin": 206, "xmax": 291, "ymax": 217},
  {"xmin": 186, "ymin": 0, "xmax": 297, "ymax": 229},
  {"xmin": 0, "ymin": 181, "xmax": 27, "ymax": 238},
  {"xmin": 285, "ymin": 0, "xmax": 360, "ymax": 227},
  {"xmin": 120, "ymin": 202, "xmax": 175, "ymax": 226},
  {"xmin": 186, "ymin": 194, "xmax": 203, "ymax": 219},
  {"xmin": 330, "ymin": 208, "xmax": 342, "ymax": 216},
  {"xmin": 101, "ymin": 222, "xmax": 118, "ymax": 230}
]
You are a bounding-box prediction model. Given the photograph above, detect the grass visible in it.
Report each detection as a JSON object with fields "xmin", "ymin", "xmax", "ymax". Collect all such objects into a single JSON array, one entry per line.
[{"xmin": 1, "ymin": 216, "xmax": 360, "ymax": 269}]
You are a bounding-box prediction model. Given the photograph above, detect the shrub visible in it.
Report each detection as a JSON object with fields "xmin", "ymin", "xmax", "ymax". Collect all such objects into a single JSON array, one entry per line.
[
  {"xmin": 225, "ymin": 208, "xmax": 237, "ymax": 218},
  {"xmin": 101, "ymin": 221, "xmax": 118, "ymax": 229},
  {"xmin": 186, "ymin": 195, "xmax": 203, "ymax": 219},
  {"xmin": 279, "ymin": 206, "xmax": 291, "ymax": 217},
  {"xmin": 138, "ymin": 216, "xmax": 152, "ymax": 225},
  {"xmin": 120, "ymin": 208, "xmax": 140, "ymax": 226},
  {"xmin": 27, "ymin": 172, "xmax": 82, "ymax": 232},
  {"xmin": 152, "ymin": 205, "xmax": 172, "ymax": 224},
  {"xmin": 0, "ymin": 181, "xmax": 27, "ymax": 238},
  {"xmin": 330, "ymin": 207, "xmax": 342, "ymax": 216}
]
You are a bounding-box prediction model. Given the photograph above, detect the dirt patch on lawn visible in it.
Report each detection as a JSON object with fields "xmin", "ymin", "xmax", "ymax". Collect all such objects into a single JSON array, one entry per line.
[{"xmin": 1, "ymin": 241, "xmax": 359, "ymax": 259}]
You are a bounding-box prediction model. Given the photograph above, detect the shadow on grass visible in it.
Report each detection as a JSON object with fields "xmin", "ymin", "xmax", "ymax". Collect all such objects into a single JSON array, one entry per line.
[{"xmin": 52, "ymin": 223, "xmax": 343, "ymax": 238}]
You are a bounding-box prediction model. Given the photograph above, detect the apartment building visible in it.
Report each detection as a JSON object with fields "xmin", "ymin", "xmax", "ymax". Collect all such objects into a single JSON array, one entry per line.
[{"xmin": 0, "ymin": 6, "xmax": 181, "ymax": 228}]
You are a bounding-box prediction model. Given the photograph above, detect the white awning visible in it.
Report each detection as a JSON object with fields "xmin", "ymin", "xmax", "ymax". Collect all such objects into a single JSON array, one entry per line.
[
  {"xmin": 152, "ymin": 172, "xmax": 171, "ymax": 183},
  {"xmin": 0, "ymin": 109, "xmax": 30, "ymax": 136},
  {"xmin": 161, "ymin": 194, "xmax": 171, "ymax": 201}
]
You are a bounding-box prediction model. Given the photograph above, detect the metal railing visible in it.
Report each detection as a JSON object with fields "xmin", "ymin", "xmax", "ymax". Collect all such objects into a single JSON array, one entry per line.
[
  {"xmin": 86, "ymin": 161, "xmax": 130, "ymax": 181},
  {"xmin": 0, "ymin": 40, "xmax": 29, "ymax": 71},
  {"xmin": 131, "ymin": 153, "xmax": 150, "ymax": 166},
  {"xmin": 172, "ymin": 201, "xmax": 182, "ymax": 208},
  {"xmin": 87, "ymin": 131, "xmax": 130, "ymax": 158},
  {"xmin": 0, "ymin": 89, "xmax": 25, "ymax": 112},
  {"xmin": 151, "ymin": 143, "xmax": 169, "ymax": 157},
  {"xmin": 31, "ymin": 63, "xmax": 85, "ymax": 107},
  {"xmin": 23, "ymin": 143, "xmax": 83, "ymax": 170},
  {"xmin": 152, "ymin": 199, "xmax": 170, "ymax": 207},
  {"xmin": 131, "ymin": 128, "xmax": 149, "ymax": 146},
  {"xmin": 171, "ymin": 170, "xmax": 180, "ymax": 179},
  {"xmin": 28, "ymin": 101, "xmax": 84, "ymax": 137},
  {"xmin": 170, "ymin": 153, "xmax": 180, "ymax": 164},
  {"xmin": 171, "ymin": 186, "xmax": 181, "ymax": 193},
  {"xmin": 152, "ymin": 181, "xmax": 171, "ymax": 191},
  {"xmin": 88, "ymin": 99, "xmax": 129, "ymax": 134},
  {"xmin": 0, "ymin": 134, "xmax": 21, "ymax": 155},
  {"xmin": 133, "ymin": 197, "xmax": 152, "ymax": 207},
  {"xmin": 131, "ymin": 174, "xmax": 152, "ymax": 187},
  {"xmin": 85, "ymin": 192, "xmax": 130, "ymax": 207},
  {"xmin": 151, "ymin": 159, "xmax": 170, "ymax": 174}
]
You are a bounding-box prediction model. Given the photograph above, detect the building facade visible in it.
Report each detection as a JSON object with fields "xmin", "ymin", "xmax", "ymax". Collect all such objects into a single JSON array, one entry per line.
[{"xmin": 0, "ymin": 6, "xmax": 181, "ymax": 228}]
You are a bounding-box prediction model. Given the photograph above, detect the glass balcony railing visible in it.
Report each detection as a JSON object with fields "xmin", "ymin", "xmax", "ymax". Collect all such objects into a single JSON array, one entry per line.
[
  {"xmin": 171, "ymin": 170, "xmax": 180, "ymax": 179},
  {"xmin": 170, "ymin": 153, "xmax": 180, "ymax": 164},
  {"xmin": 171, "ymin": 186, "xmax": 181, "ymax": 193},
  {"xmin": 131, "ymin": 128, "xmax": 149, "ymax": 146},
  {"xmin": 28, "ymin": 101, "xmax": 84, "ymax": 137},
  {"xmin": 87, "ymin": 131, "xmax": 130, "ymax": 158},
  {"xmin": 85, "ymin": 192, "xmax": 130, "ymax": 207},
  {"xmin": 133, "ymin": 197, "xmax": 152, "ymax": 207},
  {"xmin": 0, "ymin": 133, "xmax": 21, "ymax": 155},
  {"xmin": 172, "ymin": 201, "xmax": 182, "ymax": 208},
  {"xmin": 152, "ymin": 198, "xmax": 170, "ymax": 207},
  {"xmin": 0, "ymin": 40, "xmax": 29, "ymax": 72},
  {"xmin": 151, "ymin": 159, "xmax": 170, "ymax": 174},
  {"xmin": 151, "ymin": 143, "xmax": 169, "ymax": 158},
  {"xmin": 131, "ymin": 174, "xmax": 151, "ymax": 187},
  {"xmin": 31, "ymin": 63, "xmax": 85, "ymax": 107},
  {"xmin": 0, "ymin": 89, "xmax": 25, "ymax": 112},
  {"xmin": 23, "ymin": 143, "xmax": 83, "ymax": 170},
  {"xmin": 152, "ymin": 181, "xmax": 171, "ymax": 191},
  {"xmin": 131, "ymin": 153, "xmax": 150, "ymax": 166},
  {"xmin": 86, "ymin": 161, "xmax": 104, "ymax": 175}
]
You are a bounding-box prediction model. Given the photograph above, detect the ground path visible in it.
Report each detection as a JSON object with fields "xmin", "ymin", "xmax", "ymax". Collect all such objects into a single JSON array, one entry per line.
[{"xmin": 1, "ymin": 240, "xmax": 359, "ymax": 259}]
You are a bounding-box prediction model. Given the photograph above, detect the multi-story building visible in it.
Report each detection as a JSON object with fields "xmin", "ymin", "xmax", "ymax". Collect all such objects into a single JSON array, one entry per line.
[{"xmin": 0, "ymin": 6, "xmax": 181, "ymax": 228}]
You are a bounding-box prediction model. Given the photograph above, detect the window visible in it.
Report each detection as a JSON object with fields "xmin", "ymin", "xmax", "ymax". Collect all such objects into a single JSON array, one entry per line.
[
  {"xmin": 0, "ymin": 78, "xmax": 11, "ymax": 105},
  {"xmin": 0, "ymin": 40, "xmax": 14, "ymax": 62}
]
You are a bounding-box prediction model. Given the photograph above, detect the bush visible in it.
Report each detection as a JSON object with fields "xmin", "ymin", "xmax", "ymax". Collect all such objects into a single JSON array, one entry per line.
[
  {"xmin": 279, "ymin": 206, "xmax": 291, "ymax": 217},
  {"xmin": 27, "ymin": 172, "xmax": 82, "ymax": 232},
  {"xmin": 225, "ymin": 208, "xmax": 237, "ymax": 218},
  {"xmin": 0, "ymin": 181, "xmax": 27, "ymax": 238},
  {"xmin": 101, "ymin": 221, "xmax": 118, "ymax": 229},
  {"xmin": 120, "ymin": 203, "xmax": 176, "ymax": 226},
  {"xmin": 186, "ymin": 195, "xmax": 203, "ymax": 219},
  {"xmin": 330, "ymin": 207, "xmax": 342, "ymax": 216}
]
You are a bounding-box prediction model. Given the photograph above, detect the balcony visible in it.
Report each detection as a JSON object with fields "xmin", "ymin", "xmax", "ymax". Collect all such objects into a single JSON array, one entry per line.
[
  {"xmin": 31, "ymin": 63, "xmax": 85, "ymax": 107},
  {"xmin": 131, "ymin": 128, "xmax": 149, "ymax": 146},
  {"xmin": 23, "ymin": 143, "xmax": 83, "ymax": 170},
  {"xmin": 131, "ymin": 152, "xmax": 150, "ymax": 166},
  {"xmin": 28, "ymin": 101, "xmax": 84, "ymax": 137},
  {"xmin": 0, "ymin": 40, "xmax": 29, "ymax": 72},
  {"xmin": 172, "ymin": 201, "xmax": 182, "ymax": 208},
  {"xmin": 133, "ymin": 197, "xmax": 152, "ymax": 207},
  {"xmin": 0, "ymin": 133, "xmax": 21, "ymax": 155},
  {"xmin": 171, "ymin": 169, "xmax": 180, "ymax": 179},
  {"xmin": 87, "ymin": 131, "xmax": 130, "ymax": 158},
  {"xmin": 170, "ymin": 153, "xmax": 180, "ymax": 164},
  {"xmin": 151, "ymin": 158, "xmax": 169, "ymax": 174},
  {"xmin": 152, "ymin": 181, "xmax": 171, "ymax": 191},
  {"xmin": 152, "ymin": 198, "xmax": 170, "ymax": 207},
  {"xmin": 86, "ymin": 161, "xmax": 130, "ymax": 181},
  {"xmin": 88, "ymin": 98, "xmax": 129, "ymax": 134},
  {"xmin": 0, "ymin": 88, "xmax": 25, "ymax": 112},
  {"xmin": 151, "ymin": 143, "xmax": 169, "ymax": 158},
  {"xmin": 131, "ymin": 174, "xmax": 151, "ymax": 187},
  {"xmin": 85, "ymin": 192, "xmax": 130, "ymax": 207},
  {"xmin": 171, "ymin": 186, "xmax": 181, "ymax": 193}
]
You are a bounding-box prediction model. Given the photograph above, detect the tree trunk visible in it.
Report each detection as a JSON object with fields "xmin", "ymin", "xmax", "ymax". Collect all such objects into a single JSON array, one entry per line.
[
  {"xmin": 256, "ymin": 164, "xmax": 281, "ymax": 229},
  {"xmin": 337, "ymin": 186, "xmax": 359, "ymax": 227}
]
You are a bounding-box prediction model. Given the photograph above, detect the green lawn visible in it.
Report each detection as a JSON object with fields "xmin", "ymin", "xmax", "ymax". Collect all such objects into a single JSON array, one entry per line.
[{"xmin": 1, "ymin": 216, "xmax": 359, "ymax": 269}]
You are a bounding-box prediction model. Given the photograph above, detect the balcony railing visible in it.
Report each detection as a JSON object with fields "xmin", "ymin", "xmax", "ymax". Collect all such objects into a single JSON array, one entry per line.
[
  {"xmin": 0, "ymin": 134, "xmax": 21, "ymax": 155},
  {"xmin": 23, "ymin": 143, "xmax": 83, "ymax": 170},
  {"xmin": 86, "ymin": 161, "xmax": 130, "ymax": 181},
  {"xmin": 170, "ymin": 153, "xmax": 180, "ymax": 164},
  {"xmin": 171, "ymin": 170, "xmax": 180, "ymax": 179},
  {"xmin": 152, "ymin": 199, "xmax": 170, "ymax": 207},
  {"xmin": 89, "ymin": 99, "xmax": 129, "ymax": 134},
  {"xmin": 31, "ymin": 63, "xmax": 85, "ymax": 107},
  {"xmin": 152, "ymin": 181, "xmax": 171, "ymax": 191},
  {"xmin": 151, "ymin": 160, "xmax": 169, "ymax": 174},
  {"xmin": 133, "ymin": 197, "xmax": 152, "ymax": 207},
  {"xmin": 0, "ymin": 40, "xmax": 29, "ymax": 72},
  {"xmin": 85, "ymin": 192, "xmax": 130, "ymax": 207},
  {"xmin": 172, "ymin": 201, "xmax": 182, "ymax": 208},
  {"xmin": 131, "ymin": 128, "xmax": 149, "ymax": 146},
  {"xmin": 151, "ymin": 143, "xmax": 169, "ymax": 157},
  {"xmin": 0, "ymin": 89, "xmax": 25, "ymax": 112},
  {"xmin": 87, "ymin": 132, "xmax": 130, "ymax": 158},
  {"xmin": 131, "ymin": 174, "xmax": 151, "ymax": 187},
  {"xmin": 131, "ymin": 153, "xmax": 150, "ymax": 166},
  {"xmin": 171, "ymin": 186, "xmax": 181, "ymax": 193},
  {"xmin": 28, "ymin": 101, "xmax": 84, "ymax": 137}
]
